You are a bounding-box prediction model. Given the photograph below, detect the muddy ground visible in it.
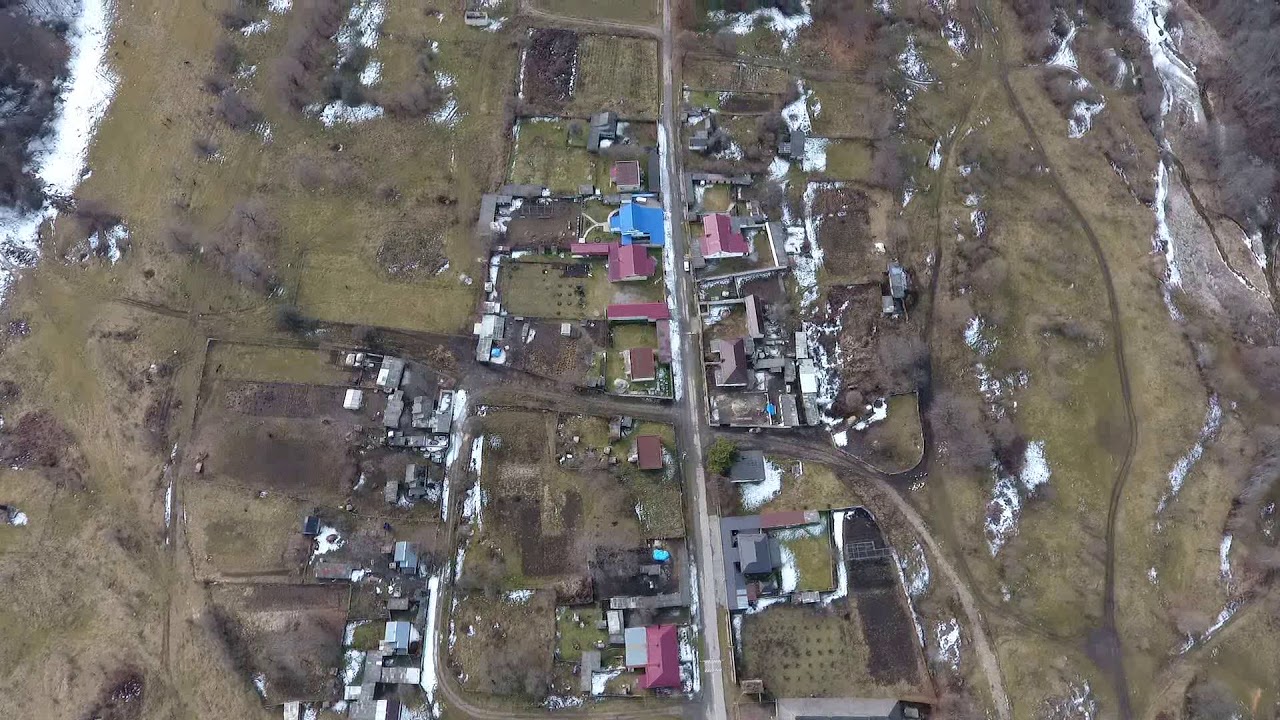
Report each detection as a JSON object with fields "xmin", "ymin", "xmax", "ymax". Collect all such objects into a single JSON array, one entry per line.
[
  {"xmin": 520, "ymin": 29, "xmax": 579, "ymax": 113},
  {"xmin": 208, "ymin": 583, "xmax": 347, "ymax": 704},
  {"xmin": 507, "ymin": 199, "xmax": 582, "ymax": 249}
]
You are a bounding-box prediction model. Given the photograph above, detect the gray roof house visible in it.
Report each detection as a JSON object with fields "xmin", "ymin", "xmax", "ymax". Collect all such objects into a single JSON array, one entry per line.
[
  {"xmin": 776, "ymin": 698, "xmax": 917, "ymax": 720},
  {"xmin": 588, "ymin": 111, "xmax": 618, "ymax": 152},
  {"xmin": 728, "ymin": 450, "xmax": 768, "ymax": 483},
  {"xmin": 623, "ymin": 626, "xmax": 648, "ymax": 667},
  {"xmin": 384, "ymin": 390, "xmax": 405, "ymax": 430},
  {"xmin": 392, "ymin": 541, "xmax": 419, "ymax": 574},
  {"xmin": 735, "ymin": 531, "xmax": 776, "ymax": 575},
  {"xmin": 382, "ymin": 621, "xmax": 420, "ymax": 655},
  {"xmin": 778, "ymin": 128, "xmax": 806, "ymax": 159},
  {"xmin": 377, "ymin": 356, "xmax": 406, "ymax": 390}
]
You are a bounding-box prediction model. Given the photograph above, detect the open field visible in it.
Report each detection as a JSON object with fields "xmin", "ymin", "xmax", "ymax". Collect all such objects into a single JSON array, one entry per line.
[
  {"xmin": 684, "ymin": 59, "xmax": 792, "ymax": 94},
  {"xmin": 532, "ymin": 0, "xmax": 659, "ymax": 24},
  {"xmin": 843, "ymin": 394, "xmax": 924, "ymax": 473},
  {"xmin": 567, "ymin": 36, "xmax": 661, "ymax": 120},
  {"xmin": 809, "ymin": 82, "xmax": 888, "ymax": 139}
]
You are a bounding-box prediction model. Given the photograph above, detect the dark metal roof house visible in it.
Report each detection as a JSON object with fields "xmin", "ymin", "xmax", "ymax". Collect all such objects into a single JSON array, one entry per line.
[
  {"xmin": 728, "ymin": 450, "xmax": 767, "ymax": 483},
  {"xmin": 714, "ymin": 338, "xmax": 750, "ymax": 388},
  {"xmin": 635, "ymin": 434, "xmax": 664, "ymax": 470}
]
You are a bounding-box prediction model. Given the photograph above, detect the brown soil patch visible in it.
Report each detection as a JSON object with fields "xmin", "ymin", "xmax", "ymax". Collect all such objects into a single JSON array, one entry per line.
[
  {"xmin": 521, "ymin": 29, "xmax": 579, "ymax": 112},
  {"xmin": 506, "ymin": 199, "xmax": 581, "ymax": 249},
  {"xmin": 812, "ymin": 185, "xmax": 881, "ymax": 285},
  {"xmin": 0, "ymin": 409, "xmax": 85, "ymax": 490},
  {"xmin": 81, "ymin": 670, "xmax": 145, "ymax": 720},
  {"xmin": 376, "ymin": 215, "xmax": 448, "ymax": 281},
  {"xmin": 209, "ymin": 583, "xmax": 347, "ymax": 704}
]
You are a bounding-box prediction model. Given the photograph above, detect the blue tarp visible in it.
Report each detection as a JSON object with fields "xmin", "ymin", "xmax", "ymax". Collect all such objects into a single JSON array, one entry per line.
[
  {"xmin": 652, "ymin": 548, "xmax": 671, "ymax": 562},
  {"xmin": 609, "ymin": 201, "xmax": 666, "ymax": 246}
]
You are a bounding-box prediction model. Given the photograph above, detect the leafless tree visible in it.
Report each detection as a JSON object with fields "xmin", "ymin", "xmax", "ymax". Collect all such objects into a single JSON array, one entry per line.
[
  {"xmin": 876, "ymin": 333, "xmax": 929, "ymax": 391},
  {"xmin": 216, "ymin": 90, "xmax": 261, "ymax": 131}
]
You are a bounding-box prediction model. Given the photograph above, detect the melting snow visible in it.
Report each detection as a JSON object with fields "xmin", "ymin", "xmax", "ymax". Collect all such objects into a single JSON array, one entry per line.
[
  {"xmin": 899, "ymin": 542, "xmax": 931, "ymax": 597},
  {"xmin": 360, "ymin": 61, "xmax": 382, "ymax": 86},
  {"xmin": 943, "ymin": 18, "xmax": 969, "ymax": 56},
  {"xmin": 7, "ymin": 510, "xmax": 29, "ymax": 527},
  {"xmin": 935, "ymin": 618, "xmax": 961, "ymax": 670},
  {"xmin": 898, "ymin": 36, "xmax": 935, "ymax": 86},
  {"xmin": 928, "ymin": 139, "xmax": 942, "ymax": 171},
  {"xmin": 419, "ymin": 575, "xmax": 442, "ymax": 716},
  {"xmin": 241, "ymin": 19, "xmax": 271, "ymax": 36},
  {"xmin": 709, "ymin": 1, "xmax": 813, "ymax": 51},
  {"xmin": 0, "ymin": 0, "xmax": 119, "ymax": 293},
  {"xmin": 1047, "ymin": 681, "xmax": 1100, "ymax": 720},
  {"xmin": 313, "ymin": 526, "xmax": 345, "ymax": 556},
  {"xmin": 1068, "ymin": 97, "xmax": 1106, "ymax": 138},
  {"xmin": 314, "ymin": 101, "xmax": 384, "ymax": 126},
  {"xmin": 1156, "ymin": 395, "xmax": 1221, "ymax": 514},
  {"xmin": 823, "ymin": 510, "xmax": 850, "ymax": 604},
  {"xmin": 505, "ymin": 589, "xmax": 533, "ymax": 604},
  {"xmin": 1048, "ymin": 22, "xmax": 1078, "ymax": 70},
  {"xmin": 1132, "ymin": 0, "xmax": 1203, "ymax": 124},
  {"xmin": 852, "ymin": 398, "xmax": 888, "ymax": 431},
  {"xmin": 986, "ymin": 441, "xmax": 1053, "ymax": 554},
  {"xmin": 269, "ymin": 0, "xmax": 292, "ymax": 11},
  {"xmin": 1219, "ymin": 534, "xmax": 1232, "ymax": 583},
  {"xmin": 777, "ymin": 545, "xmax": 798, "ymax": 593},
  {"xmin": 591, "ymin": 667, "xmax": 624, "ymax": 695}
]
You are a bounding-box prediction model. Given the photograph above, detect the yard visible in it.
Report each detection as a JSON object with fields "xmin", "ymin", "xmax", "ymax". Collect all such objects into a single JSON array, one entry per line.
[
  {"xmin": 737, "ymin": 603, "xmax": 867, "ymax": 698},
  {"xmin": 809, "ymin": 82, "xmax": 890, "ymax": 139},
  {"xmin": 684, "ymin": 59, "xmax": 792, "ymax": 94},
  {"xmin": 532, "ymin": 0, "xmax": 659, "ymax": 24},
  {"xmin": 510, "ymin": 120, "xmax": 597, "ymax": 194},
  {"xmin": 499, "ymin": 258, "xmax": 614, "ymax": 319},
  {"xmin": 841, "ymin": 394, "xmax": 924, "ymax": 473}
]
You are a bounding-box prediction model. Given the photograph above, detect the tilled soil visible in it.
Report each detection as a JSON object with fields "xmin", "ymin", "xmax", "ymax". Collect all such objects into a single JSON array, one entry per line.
[{"xmin": 521, "ymin": 29, "xmax": 579, "ymax": 111}]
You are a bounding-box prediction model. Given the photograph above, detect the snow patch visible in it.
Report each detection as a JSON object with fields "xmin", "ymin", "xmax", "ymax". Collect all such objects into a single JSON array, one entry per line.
[
  {"xmin": 505, "ymin": 589, "xmax": 533, "ymax": 604},
  {"xmin": 928, "ymin": 139, "xmax": 943, "ymax": 171},
  {"xmin": 1156, "ymin": 395, "xmax": 1221, "ymax": 514},
  {"xmin": 1068, "ymin": 97, "xmax": 1106, "ymax": 138},
  {"xmin": 740, "ymin": 458, "xmax": 785, "ymax": 510},
  {"xmin": 709, "ymin": 1, "xmax": 813, "ymax": 51},
  {"xmin": 313, "ymin": 526, "xmax": 345, "ymax": 557},
  {"xmin": 419, "ymin": 575, "xmax": 442, "ymax": 716},
  {"xmin": 935, "ymin": 618, "xmax": 961, "ymax": 670},
  {"xmin": 852, "ymin": 398, "xmax": 888, "ymax": 431}
]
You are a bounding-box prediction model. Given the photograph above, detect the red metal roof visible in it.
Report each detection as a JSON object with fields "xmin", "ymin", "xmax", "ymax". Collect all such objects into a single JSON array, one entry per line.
[
  {"xmin": 625, "ymin": 347, "xmax": 658, "ymax": 380},
  {"xmin": 635, "ymin": 435, "xmax": 664, "ymax": 470},
  {"xmin": 607, "ymin": 302, "xmax": 671, "ymax": 322},
  {"xmin": 608, "ymin": 243, "xmax": 658, "ymax": 282},
  {"xmin": 567, "ymin": 241, "xmax": 613, "ymax": 257},
  {"xmin": 701, "ymin": 213, "xmax": 749, "ymax": 257},
  {"xmin": 759, "ymin": 510, "xmax": 815, "ymax": 529},
  {"xmin": 640, "ymin": 625, "xmax": 681, "ymax": 689},
  {"xmin": 611, "ymin": 160, "xmax": 642, "ymax": 188}
]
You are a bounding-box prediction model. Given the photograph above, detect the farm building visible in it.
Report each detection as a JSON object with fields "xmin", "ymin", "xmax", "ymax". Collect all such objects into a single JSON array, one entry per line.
[
  {"xmin": 728, "ymin": 450, "xmax": 768, "ymax": 482},
  {"xmin": 608, "ymin": 302, "xmax": 671, "ymax": 322},
  {"xmin": 382, "ymin": 621, "xmax": 420, "ymax": 656},
  {"xmin": 343, "ymin": 389, "xmax": 364, "ymax": 410},
  {"xmin": 776, "ymin": 698, "xmax": 920, "ymax": 720},
  {"xmin": 588, "ymin": 111, "xmax": 619, "ymax": 152},
  {"xmin": 701, "ymin": 213, "xmax": 750, "ymax": 259},
  {"xmin": 376, "ymin": 356, "xmax": 406, "ymax": 391}
]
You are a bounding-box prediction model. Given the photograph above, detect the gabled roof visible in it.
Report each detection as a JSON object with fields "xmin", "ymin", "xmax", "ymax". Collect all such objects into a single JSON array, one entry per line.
[
  {"xmin": 635, "ymin": 435, "xmax": 664, "ymax": 470},
  {"xmin": 625, "ymin": 347, "xmax": 658, "ymax": 381},
  {"xmin": 608, "ymin": 243, "xmax": 658, "ymax": 282},
  {"xmin": 607, "ymin": 302, "xmax": 671, "ymax": 322},
  {"xmin": 714, "ymin": 337, "xmax": 749, "ymax": 387},
  {"xmin": 728, "ymin": 450, "xmax": 767, "ymax": 482},
  {"xmin": 776, "ymin": 697, "xmax": 904, "ymax": 720},
  {"xmin": 639, "ymin": 625, "xmax": 681, "ymax": 689},
  {"xmin": 701, "ymin": 213, "xmax": 749, "ymax": 257},
  {"xmin": 736, "ymin": 531, "xmax": 775, "ymax": 574},
  {"xmin": 568, "ymin": 241, "xmax": 613, "ymax": 257},
  {"xmin": 624, "ymin": 626, "xmax": 648, "ymax": 667}
]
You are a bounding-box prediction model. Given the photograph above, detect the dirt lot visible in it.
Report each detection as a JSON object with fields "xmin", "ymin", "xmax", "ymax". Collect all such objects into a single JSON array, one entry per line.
[
  {"xmin": 505, "ymin": 320, "xmax": 604, "ymax": 385},
  {"xmin": 809, "ymin": 183, "xmax": 890, "ymax": 286},
  {"xmin": 506, "ymin": 199, "xmax": 582, "ymax": 249},
  {"xmin": 841, "ymin": 394, "xmax": 925, "ymax": 473},
  {"xmin": 521, "ymin": 29, "xmax": 579, "ymax": 114},
  {"xmin": 208, "ymin": 583, "xmax": 347, "ymax": 704},
  {"xmin": 532, "ymin": 0, "xmax": 659, "ymax": 24}
]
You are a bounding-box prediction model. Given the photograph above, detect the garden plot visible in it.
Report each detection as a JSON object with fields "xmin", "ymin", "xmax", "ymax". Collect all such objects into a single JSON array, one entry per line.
[
  {"xmin": 498, "ymin": 258, "xmax": 614, "ymax": 319},
  {"xmin": 532, "ymin": 0, "xmax": 659, "ymax": 24},
  {"xmin": 207, "ymin": 583, "xmax": 347, "ymax": 705},
  {"xmin": 566, "ymin": 36, "xmax": 660, "ymax": 120},
  {"xmin": 808, "ymin": 82, "xmax": 889, "ymax": 138},
  {"xmin": 455, "ymin": 412, "xmax": 682, "ymax": 595},
  {"xmin": 520, "ymin": 29, "xmax": 579, "ymax": 114},
  {"xmin": 737, "ymin": 603, "xmax": 867, "ymax": 698}
]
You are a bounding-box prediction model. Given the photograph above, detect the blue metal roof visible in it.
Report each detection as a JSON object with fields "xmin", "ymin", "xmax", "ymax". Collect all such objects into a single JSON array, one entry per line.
[{"xmin": 609, "ymin": 201, "xmax": 666, "ymax": 246}]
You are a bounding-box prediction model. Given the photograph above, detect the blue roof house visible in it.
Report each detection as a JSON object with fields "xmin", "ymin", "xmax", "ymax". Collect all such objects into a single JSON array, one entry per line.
[{"xmin": 609, "ymin": 201, "xmax": 666, "ymax": 246}]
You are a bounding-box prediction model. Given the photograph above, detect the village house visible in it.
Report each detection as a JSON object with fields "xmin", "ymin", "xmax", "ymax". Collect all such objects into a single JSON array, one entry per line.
[
  {"xmin": 611, "ymin": 160, "xmax": 643, "ymax": 192},
  {"xmin": 728, "ymin": 450, "xmax": 768, "ymax": 483},
  {"xmin": 609, "ymin": 200, "xmax": 667, "ymax": 246},
  {"xmin": 607, "ymin": 302, "xmax": 671, "ymax": 323},
  {"xmin": 623, "ymin": 624, "xmax": 681, "ymax": 690},
  {"xmin": 624, "ymin": 347, "xmax": 658, "ymax": 382},
  {"xmin": 719, "ymin": 510, "xmax": 823, "ymax": 611},
  {"xmin": 633, "ymin": 434, "xmax": 664, "ymax": 470},
  {"xmin": 608, "ymin": 243, "xmax": 658, "ymax": 282},
  {"xmin": 701, "ymin": 213, "xmax": 750, "ymax": 259},
  {"xmin": 713, "ymin": 337, "xmax": 750, "ymax": 388}
]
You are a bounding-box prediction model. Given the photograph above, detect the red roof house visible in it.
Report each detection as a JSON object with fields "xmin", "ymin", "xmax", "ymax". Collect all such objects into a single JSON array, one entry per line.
[
  {"xmin": 639, "ymin": 625, "xmax": 681, "ymax": 689},
  {"xmin": 624, "ymin": 347, "xmax": 658, "ymax": 381},
  {"xmin": 608, "ymin": 243, "xmax": 658, "ymax": 282},
  {"xmin": 607, "ymin": 302, "xmax": 671, "ymax": 322},
  {"xmin": 701, "ymin": 213, "xmax": 750, "ymax": 259},
  {"xmin": 635, "ymin": 435, "xmax": 664, "ymax": 470},
  {"xmin": 611, "ymin": 160, "xmax": 643, "ymax": 192}
]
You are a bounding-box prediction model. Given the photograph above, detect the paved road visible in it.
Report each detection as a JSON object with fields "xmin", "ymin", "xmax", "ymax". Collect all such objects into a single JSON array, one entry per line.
[{"xmin": 656, "ymin": 1, "xmax": 730, "ymax": 719}]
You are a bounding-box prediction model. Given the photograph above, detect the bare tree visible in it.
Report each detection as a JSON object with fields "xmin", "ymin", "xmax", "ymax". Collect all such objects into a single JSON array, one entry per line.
[
  {"xmin": 216, "ymin": 90, "xmax": 261, "ymax": 131},
  {"xmin": 876, "ymin": 333, "xmax": 929, "ymax": 391}
]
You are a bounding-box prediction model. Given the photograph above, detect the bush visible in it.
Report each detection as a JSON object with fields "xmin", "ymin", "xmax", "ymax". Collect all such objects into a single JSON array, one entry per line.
[{"xmin": 707, "ymin": 438, "xmax": 738, "ymax": 476}]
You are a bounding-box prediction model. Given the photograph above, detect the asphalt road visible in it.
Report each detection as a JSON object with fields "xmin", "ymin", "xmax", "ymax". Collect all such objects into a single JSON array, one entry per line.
[{"xmin": 656, "ymin": 1, "xmax": 730, "ymax": 718}]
